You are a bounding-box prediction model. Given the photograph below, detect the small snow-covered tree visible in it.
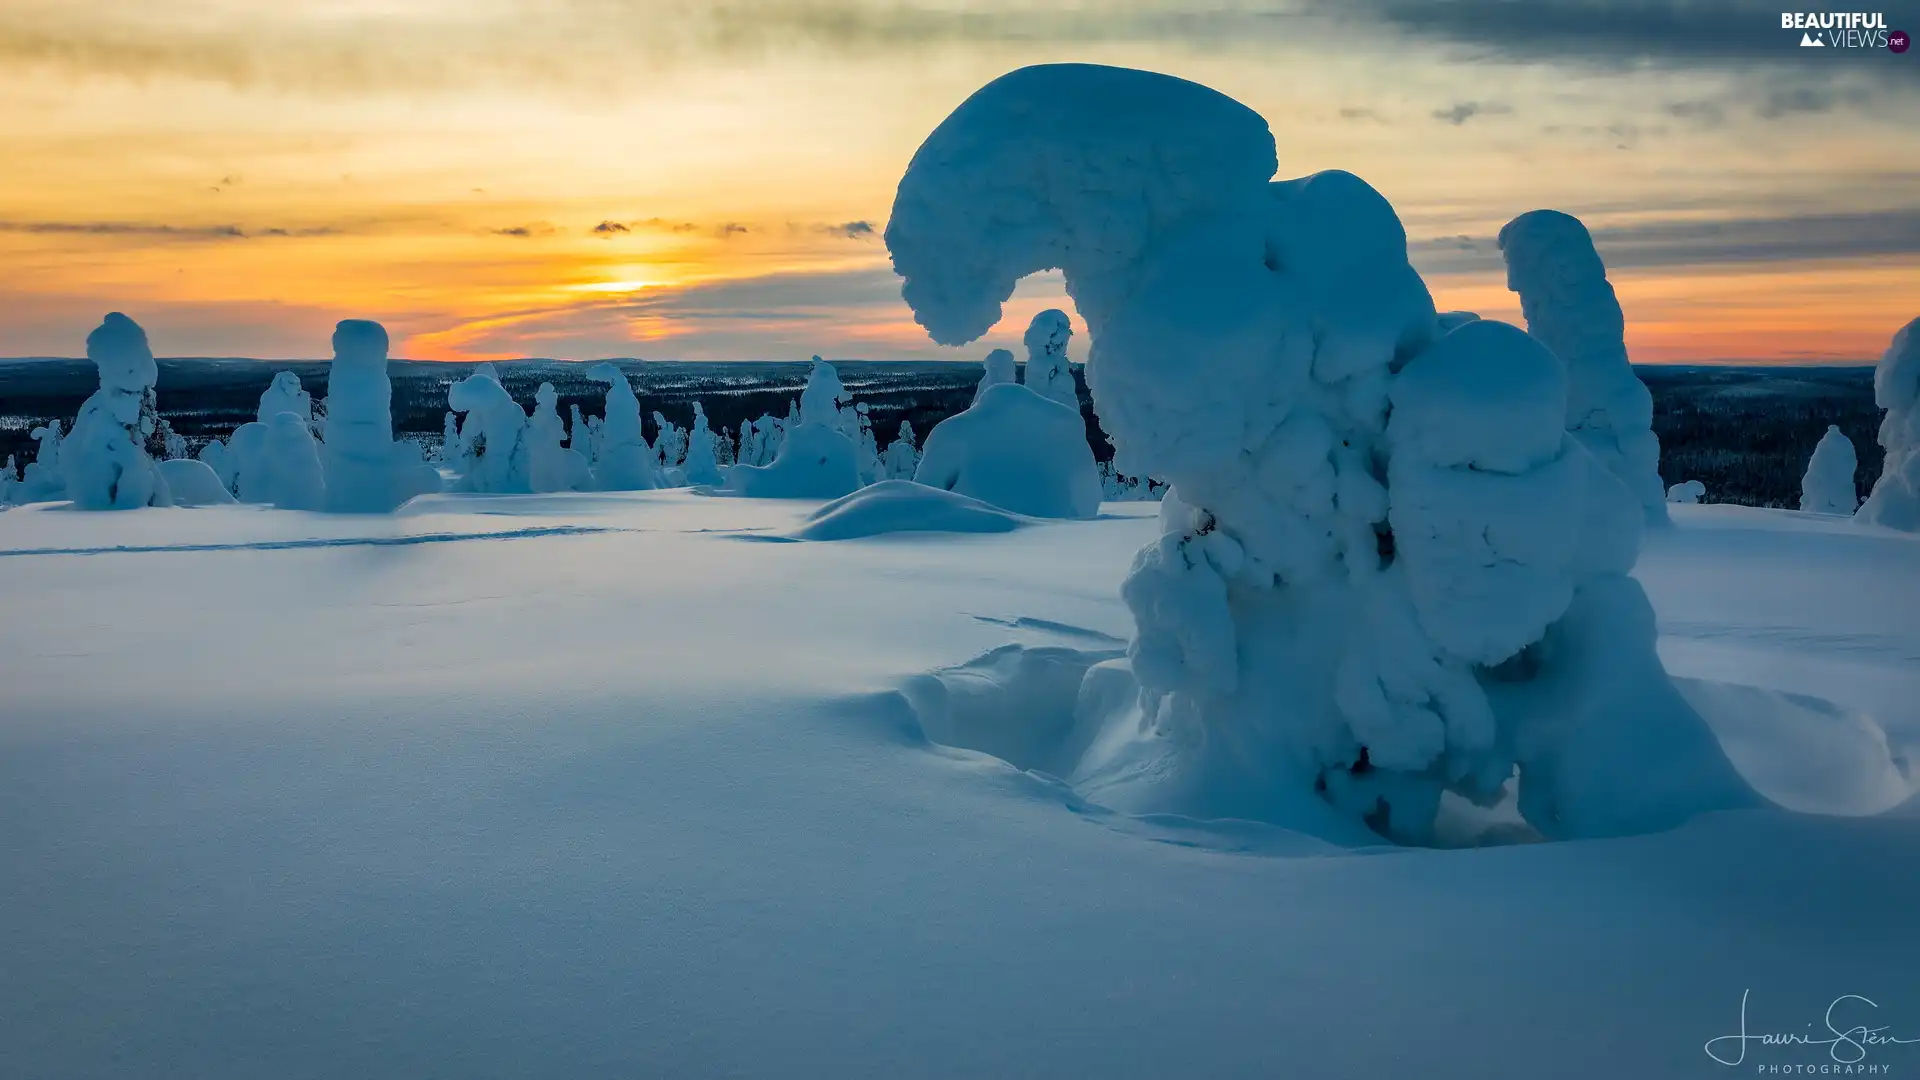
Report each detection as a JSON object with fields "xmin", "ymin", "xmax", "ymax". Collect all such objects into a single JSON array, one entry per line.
[
  {"xmin": 569, "ymin": 404, "xmax": 595, "ymax": 464},
  {"xmin": 448, "ymin": 369, "xmax": 531, "ymax": 493},
  {"xmin": 265, "ymin": 411, "xmax": 326, "ymax": 510},
  {"xmin": 651, "ymin": 411, "xmax": 687, "ymax": 474},
  {"xmin": 259, "ymin": 371, "xmax": 312, "ymax": 426},
  {"xmin": 887, "ymin": 63, "xmax": 1750, "ymax": 843},
  {"xmin": 0, "ymin": 455, "xmax": 18, "ymax": 506},
  {"xmin": 587, "ymin": 362, "xmax": 660, "ymax": 491},
  {"xmin": 915, "ymin": 381, "xmax": 1101, "ymax": 518},
  {"xmin": 1799, "ymin": 425, "xmax": 1858, "ymax": 515},
  {"xmin": 1499, "ymin": 211, "xmax": 1667, "ymax": 524},
  {"xmin": 883, "ymin": 421, "xmax": 921, "ymax": 480},
  {"xmin": 973, "ymin": 348, "xmax": 1016, "ymax": 405},
  {"xmin": 854, "ymin": 402, "xmax": 883, "ymax": 484},
  {"xmin": 61, "ymin": 313, "xmax": 171, "ymax": 509},
  {"xmin": 1859, "ymin": 318, "xmax": 1920, "ymax": 530},
  {"xmin": 21, "ymin": 419, "xmax": 66, "ymax": 500},
  {"xmin": 1023, "ymin": 309, "xmax": 1078, "ymax": 410},
  {"xmin": 727, "ymin": 359, "xmax": 862, "ymax": 498},
  {"xmin": 438, "ymin": 412, "xmax": 460, "ymax": 464},
  {"xmin": 527, "ymin": 382, "xmax": 591, "ymax": 492},
  {"xmin": 682, "ymin": 402, "xmax": 724, "ymax": 486},
  {"xmin": 1666, "ymin": 480, "xmax": 1705, "ymax": 505}
]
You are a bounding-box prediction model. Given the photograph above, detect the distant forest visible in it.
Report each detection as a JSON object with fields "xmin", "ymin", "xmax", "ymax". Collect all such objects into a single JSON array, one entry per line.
[{"xmin": 0, "ymin": 358, "xmax": 1884, "ymax": 511}]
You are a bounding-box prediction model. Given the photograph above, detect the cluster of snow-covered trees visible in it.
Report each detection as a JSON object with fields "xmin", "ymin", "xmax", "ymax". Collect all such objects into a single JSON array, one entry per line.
[{"xmin": 0, "ymin": 311, "xmax": 1115, "ymax": 521}]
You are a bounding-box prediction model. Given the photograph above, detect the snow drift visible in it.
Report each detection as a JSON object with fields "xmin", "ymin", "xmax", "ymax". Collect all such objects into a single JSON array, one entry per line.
[
  {"xmin": 885, "ymin": 62, "xmax": 1753, "ymax": 843},
  {"xmin": 793, "ymin": 480, "xmax": 1030, "ymax": 541}
]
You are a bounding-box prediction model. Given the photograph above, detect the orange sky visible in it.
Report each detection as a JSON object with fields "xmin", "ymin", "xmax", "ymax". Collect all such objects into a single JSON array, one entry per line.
[{"xmin": 1, "ymin": 1, "xmax": 1914, "ymax": 364}]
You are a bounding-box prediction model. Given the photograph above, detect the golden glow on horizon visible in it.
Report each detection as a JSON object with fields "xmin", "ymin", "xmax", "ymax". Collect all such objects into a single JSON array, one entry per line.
[{"xmin": 0, "ymin": 1, "xmax": 1914, "ymax": 363}]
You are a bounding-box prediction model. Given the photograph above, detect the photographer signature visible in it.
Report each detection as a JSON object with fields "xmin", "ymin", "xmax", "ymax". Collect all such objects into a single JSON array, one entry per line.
[{"xmin": 1706, "ymin": 989, "xmax": 1920, "ymax": 1066}]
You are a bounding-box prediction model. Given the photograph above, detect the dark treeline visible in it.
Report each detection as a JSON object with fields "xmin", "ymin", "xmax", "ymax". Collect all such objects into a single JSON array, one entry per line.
[{"xmin": 0, "ymin": 359, "xmax": 1881, "ymax": 509}]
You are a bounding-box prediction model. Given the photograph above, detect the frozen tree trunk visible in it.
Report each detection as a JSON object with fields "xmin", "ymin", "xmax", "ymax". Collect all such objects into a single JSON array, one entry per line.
[
  {"xmin": 61, "ymin": 313, "xmax": 171, "ymax": 510},
  {"xmin": 885, "ymin": 62, "xmax": 1751, "ymax": 843},
  {"xmin": 1499, "ymin": 210, "xmax": 1668, "ymax": 524},
  {"xmin": 1023, "ymin": 309, "xmax": 1079, "ymax": 410},
  {"xmin": 1799, "ymin": 425, "xmax": 1859, "ymax": 515},
  {"xmin": 1859, "ymin": 318, "xmax": 1920, "ymax": 530}
]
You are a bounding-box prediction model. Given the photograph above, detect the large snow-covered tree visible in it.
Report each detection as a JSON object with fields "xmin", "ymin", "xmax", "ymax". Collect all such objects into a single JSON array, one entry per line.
[
  {"xmin": 885, "ymin": 63, "xmax": 1752, "ymax": 843},
  {"xmin": 323, "ymin": 320, "xmax": 441, "ymax": 512},
  {"xmin": 1859, "ymin": 318, "xmax": 1920, "ymax": 530},
  {"xmin": 586, "ymin": 362, "xmax": 661, "ymax": 491}
]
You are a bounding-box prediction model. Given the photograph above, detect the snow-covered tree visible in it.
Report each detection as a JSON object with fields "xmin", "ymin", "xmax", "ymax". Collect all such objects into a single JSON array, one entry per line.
[
  {"xmin": 1799, "ymin": 425, "xmax": 1859, "ymax": 515},
  {"xmin": 586, "ymin": 362, "xmax": 660, "ymax": 491},
  {"xmin": 916, "ymin": 382, "xmax": 1101, "ymax": 519},
  {"xmin": 1859, "ymin": 317, "xmax": 1920, "ymax": 530},
  {"xmin": 568, "ymin": 404, "xmax": 596, "ymax": 464},
  {"xmin": 265, "ymin": 411, "xmax": 326, "ymax": 510},
  {"xmin": 682, "ymin": 402, "xmax": 724, "ymax": 486},
  {"xmin": 1665, "ymin": 480, "xmax": 1705, "ymax": 505},
  {"xmin": 651, "ymin": 410, "xmax": 687, "ymax": 476},
  {"xmin": 61, "ymin": 313, "xmax": 171, "ymax": 509},
  {"xmin": 973, "ymin": 348, "xmax": 1016, "ymax": 405},
  {"xmin": 158, "ymin": 418, "xmax": 188, "ymax": 461},
  {"xmin": 438, "ymin": 412, "xmax": 460, "ymax": 464},
  {"xmin": 0, "ymin": 455, "xmax": 18, "ymax": 506},
  {"xmin": 20, "ymin": 419, "xmax": 66, "ymax": 501},
  {"xmin": 854, "ymin": 402, "xmax": 883, "ymax": 484},
  {"xmin": 1499, "ymin": 210, "xmax": 1668, "ymax": 524},
  {"xmin": 323, "ymin": 320, "xmax": 441, "ymax": 512},
  {"xmin": 259, "ymin": 370, "xmax": 312, "ymax": 426},
  {"xmin": 1023, "ymin": 309, "xmax": 1078, "ymax": 410},
  {"xmin": 448, "ymin": 369, "xmax": 531, "ymax": 493},
  {"xmin": 727, "ymin": 359, "xmax": 862, "ymax": 498},
  {"xmin": 883, "ymin": 421, "xmax": 921, "ymax": 480},
  {"xmin": 527, "ymin": 382, "xmax": 591, "ymax": 493},
  {"xmin": 885, "ymin": 63, "xmax": 1750, "ymax": 843}
]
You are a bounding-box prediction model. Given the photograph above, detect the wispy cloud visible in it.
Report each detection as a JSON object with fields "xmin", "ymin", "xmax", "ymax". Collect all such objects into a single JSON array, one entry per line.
[
  {"xmin": 1412, "ymin": 207, "xmax": 1920, "ymax": 276},
  {"xmin": 1431, "ymin": 100, "xmax": 1511, "ymax": 125}
]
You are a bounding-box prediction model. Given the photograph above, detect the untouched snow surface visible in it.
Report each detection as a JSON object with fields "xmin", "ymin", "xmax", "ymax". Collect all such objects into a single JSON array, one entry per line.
[{"xmin": 1, "ymin": 496, "xmax": 1917, "ymax": 1079}]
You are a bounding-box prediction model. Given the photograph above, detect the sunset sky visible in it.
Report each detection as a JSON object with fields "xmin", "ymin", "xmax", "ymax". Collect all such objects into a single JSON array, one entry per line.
[{"xmin": 0, "ymin": 0, "xmax": 1915, "ymax": 363}]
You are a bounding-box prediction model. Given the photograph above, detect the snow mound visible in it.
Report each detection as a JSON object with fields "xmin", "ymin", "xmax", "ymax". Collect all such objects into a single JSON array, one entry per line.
[
  {"xmin": 156, "ymin": 458, "xmax": 236, "ymax": 506},
  {"xmin": 903, "ymin": 643, "xmax": 1124, "ymax": 780},
  {"xmin": 726, "ymin": 423, "xmax": 862, "ymax": 500},
  {"xmin": 1799, "ymin": 424, "xmax": 1859, "ymax": 515},
  {"xmin": 1677, "ymin": 678, "xmax": 1908, "ymax": 816},
  {"xmin": 1499, "ymin": 210, "xmax": 1668, "ymax": 523},
  {"xmin": 887, "ymin": 63, "xmax": 1751, "ymax": 844},
  {"xmin": 1860, "ymin": 317, "xmax": 1920, "ymax": 530},
  {"xmin": 793, "ymin": 480, "xmax": 1029, "ymax": 541},
  {"xmin": 914, "ymin": 383, "xmax": 1100, "ymax": 520},
  {"xmin": 1666, "ymin": 480, "xmax": 1705, "ymax": 505}
]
